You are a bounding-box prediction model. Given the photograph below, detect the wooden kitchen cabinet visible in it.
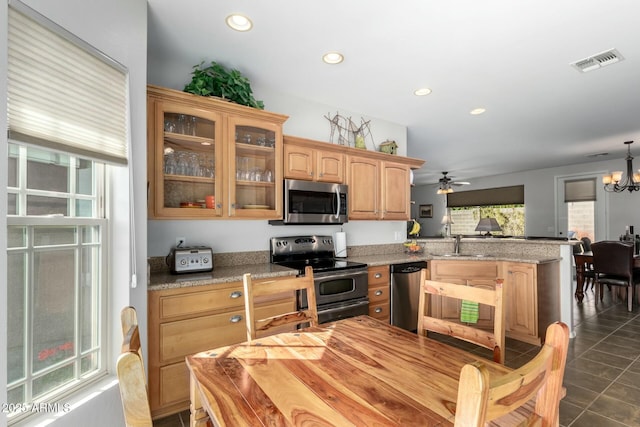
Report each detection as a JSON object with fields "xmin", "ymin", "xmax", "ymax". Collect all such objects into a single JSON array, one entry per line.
[
  {"xmin": 147, "ymin": 279, "xmax": 296, "ymax": 419},
  {"xmin": 368, "ymin": 265, "xmax": 391, "ymax": 322},
  {"xmin": 429, "ymin": 260, "xmax": 499, "ymax": 329},
  {"xmin": 428, "ymin": 259, "xmax": 560, "ymax": 346},
  {"xmin": 147, "ymin": 85, "xmax": 288, "ymax": 219},
  {"xmin": 380, "ymin": 161, "xmax": 412, "ymax": 220},
  {"xmin": 346, "ymin": 155, "xmax": 380, "ymax": 219},
  {"xmin": 283, "ymin": 135, "xmax": 344, "ymax": 183},
  {"xmin": 282, "ymin": 134, "xmax": 423, "ymax": 221},
  {"xmin": 346, "ymin": 156, "xmax": 412, "ymax": 220}
]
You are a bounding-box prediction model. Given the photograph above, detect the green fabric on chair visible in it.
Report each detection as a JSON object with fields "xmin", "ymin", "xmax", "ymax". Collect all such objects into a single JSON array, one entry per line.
[{"xmin": 460, "ymin": 300, "xmax": 479, "ymax": 323}]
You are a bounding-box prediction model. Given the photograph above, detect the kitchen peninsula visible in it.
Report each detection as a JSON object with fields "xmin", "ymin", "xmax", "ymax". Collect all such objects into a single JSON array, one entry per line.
[{"xmin": 413, "ymin": 236, "xmax": 574, "ymax": 343}]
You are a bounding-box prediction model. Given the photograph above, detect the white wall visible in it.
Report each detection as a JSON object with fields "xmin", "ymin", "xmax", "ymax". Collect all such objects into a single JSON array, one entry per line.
[
  {"xmin": 1, "ymin": 1, "xmax": 147, "ymax": 426},
  {"xmin": 146, "ymin": 71, "xmax": 412, "ymax": 257},
  {"xmin": 413, "ymin": 158, "xmax": 640, "ymax": 239}
]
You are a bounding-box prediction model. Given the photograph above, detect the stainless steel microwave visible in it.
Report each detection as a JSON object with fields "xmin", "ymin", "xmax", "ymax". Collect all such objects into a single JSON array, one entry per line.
[{"xmin": 270, "ymin": 179, "xmax": 348, "ymax": 225}]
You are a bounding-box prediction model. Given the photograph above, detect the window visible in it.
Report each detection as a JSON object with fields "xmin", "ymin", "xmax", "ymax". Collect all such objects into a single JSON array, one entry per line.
[
  {"xmin": 6, "ymin": 1, "xmax": 128, "ymax": 423},
  {"xmin": 565, "ymin": 178, "xmax": 596, "ymax": 241},
  {"xmin": 446, "ymin": 185, "xmax": 525, "ymax": 236},
  {"xmin": 7, "ymin": 144, "xmax": 107, "ymax": 422},
  {"xmin": 449, "ymin": 205, "xmax": 525, "ymax": 236}
]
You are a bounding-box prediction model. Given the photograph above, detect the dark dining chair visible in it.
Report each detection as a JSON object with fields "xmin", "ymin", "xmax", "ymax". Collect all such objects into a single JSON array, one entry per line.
[
  {"xmin": 591, "ymin": 241, "xmax": 640, "ymax": 311},
  {"xmin": 581, "ymin": 236, "xmax": 592, "ymax": 252}
]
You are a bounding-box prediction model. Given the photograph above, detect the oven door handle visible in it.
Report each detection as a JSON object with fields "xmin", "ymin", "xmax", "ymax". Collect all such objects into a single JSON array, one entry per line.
[
  {"xmin": 313, "ymin": 270, "xmax": 367, "ymax": 282},
  {"xmin": 319, "ymin": 299, "xmax": 369, "ymax": 315}
]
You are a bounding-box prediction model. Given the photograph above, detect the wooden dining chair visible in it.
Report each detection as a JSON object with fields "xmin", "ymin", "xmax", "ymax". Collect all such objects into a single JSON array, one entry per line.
[
  {"xmin": 417, "ymin": 269, "xmax": 506, "ymax": 364},
  {"xmin": 592, "ymin": 240, "xmax": 640, "ymax": 311},
  {"xmin": 121, "ymin": 306, "xmax": 138, "ymax": 337},
  {"xmin": 120, "ymin": 306, "xmax": 144, "ymax": 372},
  {"xmin": 117, "ymin": 319, "xmax": 153, "ymax": 427},
  {"xmin": 454, "ymin": 321, "xmax": 569, "ymax": 427},
  {"xmin": 243, "ymin": 266, "xmax": 318, "ymax": 341}
]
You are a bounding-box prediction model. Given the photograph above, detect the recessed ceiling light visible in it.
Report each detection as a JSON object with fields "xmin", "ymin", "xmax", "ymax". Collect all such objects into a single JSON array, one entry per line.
[
  {"xmin": 322, "ymin": 52, "xmax": 344, "ymax": 64},
  {"xmin": 226, "ymin": 14, "xmax": 253, "ymax": 32},
  {"xmin": 414, "ymin": 88, "xmax": 432, "ymax": 96},
  {"xmin": 470, "ymin": 108, "xmax": 486, "ymax": 115}
]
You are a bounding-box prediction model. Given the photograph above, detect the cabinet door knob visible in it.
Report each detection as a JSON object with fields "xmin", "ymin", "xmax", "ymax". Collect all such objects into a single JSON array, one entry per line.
[
  {"xmin": 230, "ymin": 291, "xmax": 242, "ymax": 299},
  {"xmin": 374, "ymin": 273, "xmax": 382, "ymax": 279},
  {"xmin": 375, "ymin": 290, "xmax": 383, "ymax": 296},
  {"xmin": 229, "ymin": 315, "xmax": 242, "ymax": 323},
  {"xmin": 375, "ymin": 307, "xmax": 383, "ymax": 313}
]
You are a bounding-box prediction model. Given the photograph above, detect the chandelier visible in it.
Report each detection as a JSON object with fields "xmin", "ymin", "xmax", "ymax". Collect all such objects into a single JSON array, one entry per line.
[{"xmin": 603, "ymin": 141, "xmax": 640, "ymax": 193}]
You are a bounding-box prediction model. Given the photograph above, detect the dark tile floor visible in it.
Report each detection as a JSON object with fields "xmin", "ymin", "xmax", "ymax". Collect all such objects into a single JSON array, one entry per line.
[{"xmin": 153, "ymin": 285, "xmax": 640, "ymax": 427}]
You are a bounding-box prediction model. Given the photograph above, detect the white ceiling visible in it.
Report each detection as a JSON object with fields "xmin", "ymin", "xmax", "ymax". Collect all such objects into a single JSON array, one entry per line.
[{"xmin": 147, "ymin": 0, "xmax": 640, "ymax": 185}]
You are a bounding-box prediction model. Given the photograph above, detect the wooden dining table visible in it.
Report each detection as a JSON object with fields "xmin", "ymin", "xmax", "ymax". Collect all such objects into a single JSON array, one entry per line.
[
  {"xmin": 185, "ymin": 315, "xmax": 514, "ymax": 427},
  {"xmin": 574, "ymin": 251, "xmax": 640, "ymax": 302}
]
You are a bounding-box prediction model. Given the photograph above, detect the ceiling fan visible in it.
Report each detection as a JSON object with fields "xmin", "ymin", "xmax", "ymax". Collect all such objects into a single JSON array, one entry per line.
[{"xmin": 437, "ymin": 171, "xmax": 470, "ymax": 194}]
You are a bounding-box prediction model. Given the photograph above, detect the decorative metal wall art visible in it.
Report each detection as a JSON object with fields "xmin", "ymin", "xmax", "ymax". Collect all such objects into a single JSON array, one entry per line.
[{"xmin": 324, "ymin": 112, "xmax": 375, "ymax": 150}]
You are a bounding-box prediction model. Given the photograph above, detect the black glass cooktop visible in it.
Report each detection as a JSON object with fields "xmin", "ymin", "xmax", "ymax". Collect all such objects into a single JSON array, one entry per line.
[{"xmin": 274, "ymin": 258, "xmax": 367, "ymax": 274}]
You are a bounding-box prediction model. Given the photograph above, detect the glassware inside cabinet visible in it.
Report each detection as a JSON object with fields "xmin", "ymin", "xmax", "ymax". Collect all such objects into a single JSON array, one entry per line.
[
  {"xmin": 234, "ymin": 124, "xmax": 277, "ymax": 211},
  {"xmin": 162, "ymin": 111, "xmax": 217, "ymax": 210}
]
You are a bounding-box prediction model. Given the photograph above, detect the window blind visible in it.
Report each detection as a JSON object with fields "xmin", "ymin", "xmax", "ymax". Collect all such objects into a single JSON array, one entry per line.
[
  {"xmin": 564, "ymin": 178, "xmax": 596, "ymax": 202},
  {"xmin": 447, "ymin": 185, "xmax": 524, "ymax": 207},
  {"xmin": 7, "ymin": 2, "xmax": 129, "ymax": 165}
]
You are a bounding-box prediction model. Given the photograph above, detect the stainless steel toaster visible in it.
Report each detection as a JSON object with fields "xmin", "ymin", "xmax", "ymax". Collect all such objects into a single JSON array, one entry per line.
[{"xmin": 167, "ymin": 246, "xmax": 213, "ymax": 274}]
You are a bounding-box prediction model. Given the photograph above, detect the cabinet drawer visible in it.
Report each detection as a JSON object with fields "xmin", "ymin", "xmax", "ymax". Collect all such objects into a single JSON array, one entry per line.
[
  {"xmin": 159, "ymin": 285, "xmax": 245, "ymax": 320},
  {"xmin": 431, "ymin": 261, "xmax": 498, "ymax": 279},
  {"xmin": 369, "ymin": 302, "xmax": 390, "ymax": 321},
  {"xmin": 159, "ymin": 362, "xmax": 190, "ymax": 408},
  {"xmin": 368, "ymin": 285, "xmax": 389, "ymax": 304},
  {"xmin": 368, "ymin": 266, "xmax": 390, "ymax": 285},
  {"xmin": 159, "ymin": 300, "xmax": 293, "ymax": 363}
]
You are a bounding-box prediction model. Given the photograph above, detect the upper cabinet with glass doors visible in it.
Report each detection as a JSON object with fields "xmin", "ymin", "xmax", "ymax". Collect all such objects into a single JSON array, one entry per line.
[{"xmin": 147, "ymin": 85, "xmax": 288, "ymax": 219}]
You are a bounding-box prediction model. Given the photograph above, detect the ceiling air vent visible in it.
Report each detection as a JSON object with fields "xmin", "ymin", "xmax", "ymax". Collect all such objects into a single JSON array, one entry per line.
[{"xmin": 571, "ymin": 48, "xmax": 624, "ymax": 73}]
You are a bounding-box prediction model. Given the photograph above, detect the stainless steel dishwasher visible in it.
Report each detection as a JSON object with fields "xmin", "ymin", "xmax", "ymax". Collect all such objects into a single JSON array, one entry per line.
[{"xmin": 391, "ymin": 261, "xmax": 428, "ymax": 332}]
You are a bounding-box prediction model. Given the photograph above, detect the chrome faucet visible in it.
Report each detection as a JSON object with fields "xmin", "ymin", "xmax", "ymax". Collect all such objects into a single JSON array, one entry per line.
[{"xmin": 454, "ymin": 234, "xmax": 461, "ymax": 254}]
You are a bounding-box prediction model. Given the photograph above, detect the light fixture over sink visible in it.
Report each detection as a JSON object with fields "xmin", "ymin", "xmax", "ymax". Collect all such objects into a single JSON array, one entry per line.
[{"xmin": 603, "ymin": 141, "xmax": 640, "ymax": 193}]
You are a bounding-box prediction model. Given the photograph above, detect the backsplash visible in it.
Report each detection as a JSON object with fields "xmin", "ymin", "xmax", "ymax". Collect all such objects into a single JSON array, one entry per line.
[{"xmin": 148, "ymin": 243, "xmax": 404, "ymax": 273}]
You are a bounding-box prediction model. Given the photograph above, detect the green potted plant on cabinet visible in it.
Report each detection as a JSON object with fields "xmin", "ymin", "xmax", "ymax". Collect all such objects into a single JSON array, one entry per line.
[{"xmin": 184, "ymin": 61, "xmax": 264, "ymax": 109}]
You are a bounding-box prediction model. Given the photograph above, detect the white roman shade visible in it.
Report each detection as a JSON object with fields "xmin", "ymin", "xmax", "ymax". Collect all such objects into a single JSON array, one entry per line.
[
  {"xmin": 7, "ymin": 2, "xmax": 129, "ymax": 164},
  {"xmin": 564, "ymin": 178, "xmax": 596, "ymax": 202}
]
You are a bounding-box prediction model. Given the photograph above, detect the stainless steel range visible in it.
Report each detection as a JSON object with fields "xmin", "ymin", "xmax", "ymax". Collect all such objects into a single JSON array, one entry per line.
[{"xmin": 270, "ymin": 235, "xmax": 369, "ymax": 323}]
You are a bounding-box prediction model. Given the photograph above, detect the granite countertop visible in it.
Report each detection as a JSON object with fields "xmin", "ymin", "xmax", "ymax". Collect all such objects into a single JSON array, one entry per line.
[
  {"xmin": 347, "ymin": 253, "xmax": 430, "ymax": 266},
  {"xmin": 426, "ymin": 254, "xmax": 560, "ymax": 263},
  {"xmin": 149, "ymin": 251, "xmax": 560, "ymax": 291},
  {"xmin": 148, "ymin": 263, "xmax": 297, "ymax": 291},
  {"xmin": 417, "ymin": 237, "xmax": 572, "ymax": 245}
]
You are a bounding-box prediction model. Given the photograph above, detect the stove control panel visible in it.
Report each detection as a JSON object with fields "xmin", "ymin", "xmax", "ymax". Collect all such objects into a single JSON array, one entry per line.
[{"xmin": 270, "ymin": 235, "xmax": 335, "ymax": 257}]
